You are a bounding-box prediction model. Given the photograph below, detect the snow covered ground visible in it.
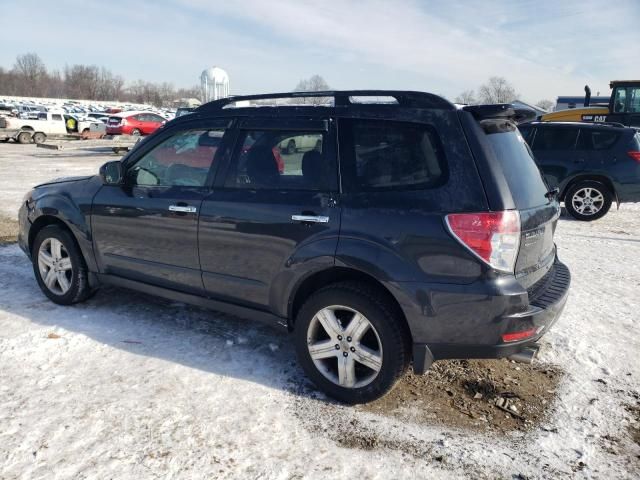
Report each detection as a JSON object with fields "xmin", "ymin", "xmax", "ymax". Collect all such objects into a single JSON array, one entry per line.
[{"xmin": 0, "ymin": 145, "xmax": 639, "ymax": 479}]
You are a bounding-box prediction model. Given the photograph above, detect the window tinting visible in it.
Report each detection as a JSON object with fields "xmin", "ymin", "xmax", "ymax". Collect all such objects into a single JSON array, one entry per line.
[
  {"xmin": 532, "ymin": 127, "xmax": 578, "ymax": 150},
  {"xmin": 339, "ymin": 119, "xmax": 445, "ymax": 191},
  {"xmin": 576, "ymin": 129, "xmax": 620, "ymax": 150},
  {"xmin": 485, "ymin": 128, "xmax": 550, "ymax": 209},
  {"xmin": 52, "ymin": 114, "xmax": 63, "ymax": 121},
  {"xmin": 225, "ymin": 130, "xmax": 330, "ymax": 190},
  {"xmin": 126, "ymin": 129, "xmax": 223, "ymax": 187},
  {"xmin": 518, "ymin": 125, "xmax": 533, "ymax": 144}
]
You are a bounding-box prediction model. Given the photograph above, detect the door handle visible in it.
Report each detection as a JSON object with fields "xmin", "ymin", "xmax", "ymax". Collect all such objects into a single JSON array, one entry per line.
[
  {"xmin": 169, "ymin": 205, "xmax": 197, "ymax": 213},
  {"xmin": 291, "ymin": 214, "xmax": 329, "ymax": 223}
]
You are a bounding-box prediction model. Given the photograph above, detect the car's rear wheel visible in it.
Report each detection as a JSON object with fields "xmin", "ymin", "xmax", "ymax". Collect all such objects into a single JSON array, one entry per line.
[
  {"xmin": 17, "ymin": 131, "xmax": 32, "ymax": 144},
  {"xmin": 565, "ymin": 180, "xmax": 612, "ymax": 221},
  {"xmin": 295, "ymin": 282, "xmax": 409, "ymax": 404},
  {"xmin": 130, "ymin": 128, "xmax": 141, "ymax": 136},
  {"xmin": 32, "ymin": 132, "xmax": 46, "ymax": 144},
  {"xmin": 32, "ymin": 225, "xmax": 92, "ymax": 305}
]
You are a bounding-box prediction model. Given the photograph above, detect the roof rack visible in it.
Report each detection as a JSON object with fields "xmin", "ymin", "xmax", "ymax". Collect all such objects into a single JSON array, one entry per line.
[{"xmin": 195, "ymin": 90, "xmax": 454, "ymax": 112}]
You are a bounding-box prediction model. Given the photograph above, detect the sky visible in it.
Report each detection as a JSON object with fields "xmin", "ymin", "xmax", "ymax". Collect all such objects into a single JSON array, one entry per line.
[{"xmin": 1, "ymin": 0, "xmax": 638, "ymax": 103}]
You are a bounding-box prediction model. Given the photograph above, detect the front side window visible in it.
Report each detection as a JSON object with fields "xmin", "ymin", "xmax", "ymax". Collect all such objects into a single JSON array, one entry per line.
[
  {"xmin": 532, "ymin": 127, "xmax": 578, "ymax": 150},
  {"xmin": 339, "ymin": 119, "xmax": 446, "ymax": 191},
  {"xmin": 126, "ymin": 129, "xmax": 223, "ymax": 187},
  {"xmin": 629, "ymin": 87, "xmax": 640, "ymax": 113},
  {"xmin": 225, "ymin": 130, "xmax": 331, "ymax": 190},
  {"xmin": 613, "ymin": 88, "xmax": 627, "ymax": 113}
]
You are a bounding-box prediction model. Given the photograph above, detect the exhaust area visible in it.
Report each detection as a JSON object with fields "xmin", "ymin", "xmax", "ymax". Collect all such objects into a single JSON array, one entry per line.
[{"xmin": 508, "ymin": 344, "xmax": 541, "ymax": 364}]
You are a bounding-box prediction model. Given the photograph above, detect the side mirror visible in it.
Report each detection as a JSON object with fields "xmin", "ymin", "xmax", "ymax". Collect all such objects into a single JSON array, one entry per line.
[{"xmin": 99, "ymin": 161, "xmax": 124, "ymax": 185}]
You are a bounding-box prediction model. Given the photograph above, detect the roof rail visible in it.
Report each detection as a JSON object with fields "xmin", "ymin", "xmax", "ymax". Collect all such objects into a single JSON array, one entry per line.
[{"xmin": 195, "ymin": 90, "xmax": 454, "ymax": 112}]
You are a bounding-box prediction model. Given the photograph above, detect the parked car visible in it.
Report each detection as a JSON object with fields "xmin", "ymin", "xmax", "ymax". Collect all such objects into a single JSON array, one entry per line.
[
  {"xmin": 106, "ymin": 111, "xmax": 166, "ymax": 136},
  {"xmin": 519, "ymin": 121, "xmax": 640, "ymax": 220},
  {"xmin": 18, "ymin": 92, "xmax": 570, "ymax": 404},
  {"xmin": 0, "ymin": 110, "xmax": 95, "ymax": 144}
]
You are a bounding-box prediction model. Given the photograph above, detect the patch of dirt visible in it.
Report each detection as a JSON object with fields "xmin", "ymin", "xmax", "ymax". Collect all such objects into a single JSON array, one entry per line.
[
  {"xmin": 625, "ymin": 391, "xmax": 640, "ymax": 447},
  {"xmin": 0, "ymin": 213, "xmax": 18, "ymax": 245},
  {"xmin": 361, "ymin": 359, "xmax": 562, "ymax": 433}
]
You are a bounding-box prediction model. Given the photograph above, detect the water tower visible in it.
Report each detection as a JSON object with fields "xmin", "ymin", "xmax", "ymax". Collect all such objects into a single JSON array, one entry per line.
[{"xmin": 200, "ymin": 67, "xmax": 229, "ymax": 102}]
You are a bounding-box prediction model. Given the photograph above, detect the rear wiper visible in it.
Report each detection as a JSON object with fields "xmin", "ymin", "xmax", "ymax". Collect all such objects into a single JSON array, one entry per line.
[{"xmin": 545, "ymin": 187, "xmax": 559, "ymax": 199}]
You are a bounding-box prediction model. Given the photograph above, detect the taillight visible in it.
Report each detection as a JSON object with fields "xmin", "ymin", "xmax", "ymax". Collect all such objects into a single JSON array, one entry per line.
[
  {"xmin": 121, "ymin": 118, "xmax": 128, "ymax": 126},
  {"xmin": 445, "ymin": 211, "xmax": 521, "ymax": 273},
  {"xmin": 627, "ymin": 151, "xmax": 640, "ymax": 162},
  {"xmin": 501, "ymin": 328, "xmax": 536, "ymax": 343}
]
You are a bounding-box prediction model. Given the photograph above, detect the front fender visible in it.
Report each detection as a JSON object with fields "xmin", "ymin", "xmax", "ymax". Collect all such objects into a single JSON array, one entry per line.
[{"xmin": 27, "ymin": 178, "xmax": 102, "ymax": 272}]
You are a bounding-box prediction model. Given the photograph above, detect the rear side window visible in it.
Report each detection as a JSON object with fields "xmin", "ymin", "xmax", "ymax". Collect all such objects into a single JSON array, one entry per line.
[
  {"xmin": 225, "ymin": 130, "xmax": 332, "ymax": 191},
  {"xmin": 576, "ymin": 129, "xmax": 620, "ymax": 150},
  {"xmin": 482, "ymin": 121, "xmax": 550, "ymax": 209},
  {"xmin": 532, "ymin": 127, "xmax": 578, "ymax": 150},
  {"xmin": 338, "ymin": 119, "xmax": 446, "ymax": 191}
]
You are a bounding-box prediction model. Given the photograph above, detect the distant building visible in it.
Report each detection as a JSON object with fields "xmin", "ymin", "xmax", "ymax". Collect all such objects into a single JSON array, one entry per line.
[
  {"xmin": 200, "ymin": 67, "xmax": 230, "ymax": 103},
  {"xmin": 555, "ymin": 96, "xmax": 609, "ymax": 111}
]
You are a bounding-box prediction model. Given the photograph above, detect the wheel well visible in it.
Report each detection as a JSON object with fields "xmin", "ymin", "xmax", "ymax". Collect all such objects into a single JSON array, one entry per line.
[
  {"xmin": 21, "ymin": 126, "xmax": 34, "ymax": 131},
  {"xmin": 288, "ymin": 267, "xmax": 412, "ymax": 341},
  {"xmin": 28, "ymin": 216, "xmax": 72, "ymax": 254},
  {"xmin": 561, "ymin": 175, "xmax": 616, "ymax": 201}
]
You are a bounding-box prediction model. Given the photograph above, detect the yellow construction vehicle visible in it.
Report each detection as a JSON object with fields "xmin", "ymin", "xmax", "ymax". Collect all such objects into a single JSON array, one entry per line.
[{"xmin": 541, "ymin": 81, "xmax": 640, "ymax": 127}]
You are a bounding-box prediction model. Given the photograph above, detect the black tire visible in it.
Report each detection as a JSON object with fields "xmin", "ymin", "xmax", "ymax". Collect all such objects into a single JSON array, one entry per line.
[
  {"xmin": 286, "ymin": 139, "xmax": 296, "ymax": 154},
  {"xmin": 32, "ymin": 132, "xmax": 46, "ymax": 144},
  {"xmin": 294, "ymin": 281, "xmax": 409, "ymax": 404},
  {"xmin": 131, "ymin": 128, "xmax": 141, "ymax": 136},
  {"xmin": 17, "ymin": 131, "xmax": 32, "ymax": 144},
  {"xmin": 564, "ymin": 180, "xmax": 612, "ymax": 221},
  {"xmin": 32, "ymin": 225, "xmax": 93, "ymax": 305}
]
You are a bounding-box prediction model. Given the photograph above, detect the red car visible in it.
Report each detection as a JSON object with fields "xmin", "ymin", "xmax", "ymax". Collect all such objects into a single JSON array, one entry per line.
[{"xmin": 106, "ymin": 111, "xmax": 165, "ymax": 136}]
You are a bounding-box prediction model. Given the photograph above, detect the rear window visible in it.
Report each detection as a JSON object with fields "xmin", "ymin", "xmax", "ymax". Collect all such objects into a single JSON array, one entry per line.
[
  {"xmin": 482, "ymin": 120, "xmax": 550, "ymax": 209},
  {"xmin": 532, "ymin": 127, "xmax": 578, "ymax": 150},
  {"xmin": 577, "ymin": 129, "xmax": 620, "ymax": 150},
  {"xmin": 338, "ymin": 119, "xmax": 446, "ymax": 191}
]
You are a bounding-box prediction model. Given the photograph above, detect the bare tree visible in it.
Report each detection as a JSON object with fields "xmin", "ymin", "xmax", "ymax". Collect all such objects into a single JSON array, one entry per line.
[
  {"xmin": 13, "ymin": 53, "xmax": 47, "ymax": 96},
  {"xmin": 454, "ymin": 89, "xmax": 476, "ymax": 105},
  {"xmin": 1, "ymin": 52, "xmax": 199, "ymax": 107},
  {"xmin": 535, "ymin": 99, "xmax": 554, "ymax": 112},
  {"xmin": 477, "ymin": 77, "xmax": 518, "ymax": 104},
  {"xmin": 293, "ymin": 74, "xmax": 331, "ymax": 105}
]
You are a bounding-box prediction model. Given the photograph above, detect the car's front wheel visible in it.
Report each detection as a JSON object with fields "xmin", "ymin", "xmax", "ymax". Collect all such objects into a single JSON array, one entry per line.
[
  {"xmin": 565, "ymin": 180, "xmax": 612, "ymax": 221},
  {"xmin": 295, "ymin": 282, "xmax": 409, "ymax": 404},
  {"xmin": 32, "ymin": 225, "xmax": 92, "ymax": 305}
]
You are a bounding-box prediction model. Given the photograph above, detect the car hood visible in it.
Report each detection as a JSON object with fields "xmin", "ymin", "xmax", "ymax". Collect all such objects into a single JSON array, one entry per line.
[{"xmin": 34, "ymin": 175, "xmax": 95, "ymax": 188}]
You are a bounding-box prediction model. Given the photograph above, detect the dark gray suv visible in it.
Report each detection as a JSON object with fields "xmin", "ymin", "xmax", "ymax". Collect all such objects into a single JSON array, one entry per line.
[
  {"xmin": 18, "ymin": 91, "xmax": 570, "ymax": 403},
  {"xmin": 519, "ymin": 121, "xmax": 640, "ymax": 220}
]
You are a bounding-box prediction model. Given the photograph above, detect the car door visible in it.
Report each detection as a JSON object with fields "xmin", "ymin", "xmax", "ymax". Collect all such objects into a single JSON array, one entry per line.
[
  {"xmin": 198, "ymin": 117, "xmax": 340, "ymax": 311},
  {"xmin": 529, "ymin": 125, "xmax": 581, "ymax": 189},
  {"xmin": 91, "ymin": 119, "xmax": 230, "ymax": 294}
]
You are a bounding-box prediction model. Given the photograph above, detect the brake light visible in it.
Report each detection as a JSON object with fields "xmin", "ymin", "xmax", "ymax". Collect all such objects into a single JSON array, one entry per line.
[
  {"xmin": 121, "ymin": 118, "xmax": 127, "ymax": 126},
  {"xmin": 627, "ymin": 151, "xmax": 640, "ymax": 162},
  {"xmin": 445, "ymin": 211, "xmax": 521, "ymax": 273},
  {"xmin": 501, "ymin": 328, "xmax": 536, "ymax": 343}
]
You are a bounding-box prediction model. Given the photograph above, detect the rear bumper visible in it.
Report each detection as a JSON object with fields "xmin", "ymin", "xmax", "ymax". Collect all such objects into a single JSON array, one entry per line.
[{"xmin": 409, "ymin": 260, "xmax": 571, "ymax": 374}]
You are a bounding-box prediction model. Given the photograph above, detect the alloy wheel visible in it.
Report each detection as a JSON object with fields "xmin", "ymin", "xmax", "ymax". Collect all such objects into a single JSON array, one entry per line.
[
  {"xmin": 306, "ymin": 305, "xmax": 383, "ymax": 388},
  {"xmin": 37, "ymin": 238, "xmax": 73, "ymax": 295},
  {"xmin": 571, "ymin": 187, "xmax": 604, "ymax": 216}
]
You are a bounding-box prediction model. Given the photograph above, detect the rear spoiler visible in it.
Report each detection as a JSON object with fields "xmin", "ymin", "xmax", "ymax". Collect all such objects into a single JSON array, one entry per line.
[{"xmin": 462, "ymin": 104, "xmax": 537, "ymax": 124}]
